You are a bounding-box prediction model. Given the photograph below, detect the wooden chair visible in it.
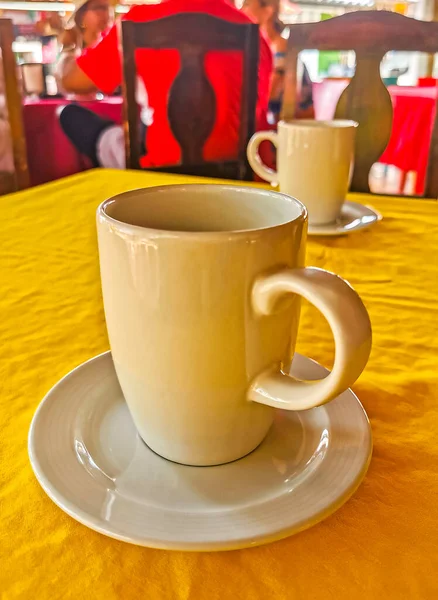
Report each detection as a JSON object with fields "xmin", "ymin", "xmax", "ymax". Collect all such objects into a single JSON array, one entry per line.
[
  {"xmin": 282, "ymin": 10, "xmax": 438, "ymax": 197},
  {"xmin": 121, "ymin": 14, "xmax": 259, "ymax": 181},
  {"xmin": 0, "ymin": 19, "xmax": 29, "ymax": 194}
]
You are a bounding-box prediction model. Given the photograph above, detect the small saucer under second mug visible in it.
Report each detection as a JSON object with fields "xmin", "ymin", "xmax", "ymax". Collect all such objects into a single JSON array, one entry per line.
[
  {"xmin": 28, "ymin": 352, "xmax": 372, "ymax": 551},
  {"xmin": 308, "ymin": 201, "xmax": 381, "ymax": 236}
]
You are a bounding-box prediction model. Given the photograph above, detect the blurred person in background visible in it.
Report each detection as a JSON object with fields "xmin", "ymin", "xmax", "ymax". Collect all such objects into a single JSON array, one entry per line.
[
  {"xmin": 56, "ymin": 0, "xmax": 114, "ymax": 86},
  {"xmin": 242, "ymin": 0, "xmax": 314, "ymax": 122},
  {"xmin": 57, "ymin": 0, "xmax": 273, "ymax": 170}
]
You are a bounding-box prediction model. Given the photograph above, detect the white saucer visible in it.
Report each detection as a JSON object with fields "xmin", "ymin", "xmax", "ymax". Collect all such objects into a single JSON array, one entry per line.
[
  {"xmin": 308, "ymin": 201, "xmax": 381, "ymax": 236},
  {"xmin": 29, "ymin": 352, "xmax": 372, "ymax": 551}
]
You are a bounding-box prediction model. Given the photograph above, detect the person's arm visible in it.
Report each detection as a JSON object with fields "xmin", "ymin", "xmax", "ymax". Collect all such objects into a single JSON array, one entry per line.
[
  {"xmin": 56, "ymin": 25, "xmax": 95, "ymax": 93},
  {"xmin": 61, "ymin": 59, "xmax": 98, "ymax": 94},
  {"xmin": 56, "ymin": 51, "xmax": 75, "ymax": 94},
  {"xmin": 61, "ymin": 23, "xmax": 121, "ymax": 95}
]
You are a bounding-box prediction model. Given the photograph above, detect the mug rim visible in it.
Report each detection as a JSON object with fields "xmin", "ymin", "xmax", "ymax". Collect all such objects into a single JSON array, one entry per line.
[
  {"xmin": 279, "ymin": 119, "xmax": 358, "ymax": 129},
  {"xmin": 97, "ymin": 184, "xmax": 307, "ymax": 238}
]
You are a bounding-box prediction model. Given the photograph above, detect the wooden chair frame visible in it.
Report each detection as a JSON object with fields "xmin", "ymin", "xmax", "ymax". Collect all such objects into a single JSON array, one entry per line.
[
  {"xmin": 0, "ymin": 19, "xmax": 29, "ymax": 193},
  {"xmin": 121, "ymin": 14, "xmax": 259, "ymax": 181},
  {"xmin": 282, "ymin": 10, "xmax": 438, "ymax": 197}
]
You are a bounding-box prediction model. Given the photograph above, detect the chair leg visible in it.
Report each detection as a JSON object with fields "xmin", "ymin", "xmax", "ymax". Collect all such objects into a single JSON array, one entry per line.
[{"xmin": 398, "ymin": 170, "xmax": 408, "ymax": 194}]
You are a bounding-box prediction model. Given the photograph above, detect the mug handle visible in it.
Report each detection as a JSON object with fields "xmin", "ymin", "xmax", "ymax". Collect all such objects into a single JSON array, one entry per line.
[
  {"xmin": 248, "ymin": 267, "xmax": 372, "ymax": 411},
  {"xmin": 246, "ymin": 131, "xmax": 279, "ymax": 185}
]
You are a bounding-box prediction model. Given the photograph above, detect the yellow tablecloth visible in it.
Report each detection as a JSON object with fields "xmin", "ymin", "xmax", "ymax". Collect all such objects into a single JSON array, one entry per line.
[{"xmin": 1, "ymin": 170, "xmax": 437, "ymax": 599}]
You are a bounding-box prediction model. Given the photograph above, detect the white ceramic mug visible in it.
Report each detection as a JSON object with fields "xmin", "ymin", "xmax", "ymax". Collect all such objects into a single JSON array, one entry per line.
[
  {"xmin": 97, "ymin": 184, "xmax": 371, "ymax": 466},
  {"xmin": 247, "ymin": 120, "xmax": 358, "ymax": 225}
]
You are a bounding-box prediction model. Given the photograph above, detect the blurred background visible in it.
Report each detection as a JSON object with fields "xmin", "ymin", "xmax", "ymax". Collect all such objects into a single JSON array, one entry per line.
[{"xmin": 3, "ymin": 0, "xmax": 438, "ymax": 87}]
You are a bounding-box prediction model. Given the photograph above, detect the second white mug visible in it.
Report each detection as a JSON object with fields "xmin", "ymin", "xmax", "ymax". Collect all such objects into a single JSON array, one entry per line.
[{"xmin": 247, "ymin": 120, "xmax": 358, "ymax": 225}]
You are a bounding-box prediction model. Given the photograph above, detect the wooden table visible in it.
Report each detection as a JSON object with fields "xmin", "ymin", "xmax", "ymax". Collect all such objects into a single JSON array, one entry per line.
[
  {"xmin": 23, "ymin": 97, "xmax": 123, "ymax": 186},
  {"xmin": 1, "ymin": 170, "xmax": 437, "ymax": 599}
]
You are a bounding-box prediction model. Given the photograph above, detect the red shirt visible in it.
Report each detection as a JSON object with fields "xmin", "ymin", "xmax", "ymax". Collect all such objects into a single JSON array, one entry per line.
[{"xmin": 77, "ymin": 0, "xmax": 272, "ymax": 167}]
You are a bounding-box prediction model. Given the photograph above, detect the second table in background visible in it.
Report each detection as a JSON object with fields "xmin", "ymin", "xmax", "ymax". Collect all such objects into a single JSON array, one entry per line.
[{"xmin": 23, "ymin": 96, "xmax": 123, "ymax": 186}]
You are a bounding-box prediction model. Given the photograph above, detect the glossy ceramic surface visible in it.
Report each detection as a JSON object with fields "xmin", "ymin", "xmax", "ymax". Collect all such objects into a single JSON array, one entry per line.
[
  {"xmin": 97, "ymin": 184, "xmax": 371, "ymax": 466},
  {"xmin": 247, "ymin": 120, "xmax": 357, "ymax": 225},
  {"xmin": 308, "ymin": 201, "xmax": 382, "ymax": 236},
  {"xmin": 28, "ymin": 352, "xmax": 372, "ymax": 551}
]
